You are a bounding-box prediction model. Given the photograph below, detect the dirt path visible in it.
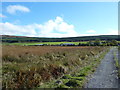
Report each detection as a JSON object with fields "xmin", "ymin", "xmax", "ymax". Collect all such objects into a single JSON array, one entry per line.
[{"xmin": 85, "ymin": 47, "xmax": 118, "ymax": 88}]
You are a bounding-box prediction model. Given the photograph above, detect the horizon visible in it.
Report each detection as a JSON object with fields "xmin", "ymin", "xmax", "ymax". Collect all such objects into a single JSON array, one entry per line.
[
  {"xmin": 1, "ymin": 34, "xmax": 118, "ymax": 39},
  {"xmin": 1, "ymin": 2, "xmax": 118, "ymax": 37}
]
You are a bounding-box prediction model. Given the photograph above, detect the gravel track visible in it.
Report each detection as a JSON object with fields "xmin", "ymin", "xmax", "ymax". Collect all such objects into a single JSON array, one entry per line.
[{"xmin": 85, "ymin": 47, "xmax": 118, "ymax": 88}]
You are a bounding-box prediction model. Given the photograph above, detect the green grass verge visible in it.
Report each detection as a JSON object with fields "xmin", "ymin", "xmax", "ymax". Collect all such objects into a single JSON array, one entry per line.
[{"xmin": 113, "ymin": 47, "xmax": 120, "ymax": 78}]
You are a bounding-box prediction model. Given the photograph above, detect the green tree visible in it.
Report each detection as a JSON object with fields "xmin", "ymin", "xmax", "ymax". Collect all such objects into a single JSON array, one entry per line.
[
  {"xmin": 94, "ymin": 39, "xmax": 100, "ymax": 46},
  {"xmin": 110, "ymin": 40, "xmax": 118, "ymax": 46}
]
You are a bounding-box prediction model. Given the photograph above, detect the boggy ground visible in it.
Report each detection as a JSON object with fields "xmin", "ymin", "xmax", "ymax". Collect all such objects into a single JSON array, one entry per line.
[{"xmin": 2, "ymin": 46, "xmax": 109, "ymax": 88}]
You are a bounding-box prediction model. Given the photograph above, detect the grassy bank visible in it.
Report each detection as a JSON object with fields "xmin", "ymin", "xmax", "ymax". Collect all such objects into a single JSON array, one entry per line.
[
  {"xmin": 113, "ymin": 46, "xmax": 120, "ymax": 79},
  {"xmin": 2, "ymin": 46, "xmax": 109, "ymax": 88}
]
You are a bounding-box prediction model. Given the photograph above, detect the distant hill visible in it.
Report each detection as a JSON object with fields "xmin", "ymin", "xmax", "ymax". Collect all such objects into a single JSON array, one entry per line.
[{"xmin": 1, "ymin": 35, "xmax": 120, "ymax": 43}]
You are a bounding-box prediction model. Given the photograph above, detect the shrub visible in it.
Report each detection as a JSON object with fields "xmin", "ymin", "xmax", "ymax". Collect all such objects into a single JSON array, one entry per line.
[{"xmin": 65, "ymin": 79, "xmax": 82, "ymax": 87}]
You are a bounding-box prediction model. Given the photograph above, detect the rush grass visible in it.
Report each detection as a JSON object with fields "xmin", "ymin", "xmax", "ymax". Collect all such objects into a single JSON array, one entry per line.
[
  {"xmin": 2, "ymin": 46, "xmax": 109, "ymax": 88},
  {"xmin": 38, "ymin": 47, "xmax": 109, "ymax": 88}
]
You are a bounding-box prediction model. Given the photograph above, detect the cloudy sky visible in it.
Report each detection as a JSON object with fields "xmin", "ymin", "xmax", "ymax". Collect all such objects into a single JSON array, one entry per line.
[{"xmin": 1, "ymin": 2, "xmax": 118, "ymax": 37}]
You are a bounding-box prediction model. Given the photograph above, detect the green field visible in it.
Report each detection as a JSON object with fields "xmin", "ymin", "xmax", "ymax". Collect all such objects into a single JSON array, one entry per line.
[{"xmin": 2, "ymin": 41, "xmax": 87, "ymax": 46}]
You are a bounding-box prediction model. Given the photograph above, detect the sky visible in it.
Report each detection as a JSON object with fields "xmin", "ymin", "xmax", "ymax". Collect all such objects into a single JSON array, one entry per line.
[{"xmin": 1, "ymin": 2, "xmax": 118, "ymax": 37}]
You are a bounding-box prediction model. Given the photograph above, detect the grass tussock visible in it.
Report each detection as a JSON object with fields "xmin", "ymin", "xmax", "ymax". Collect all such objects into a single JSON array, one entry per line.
[{"xmin": 2, "ymin": 46, "xmax": 109, "ymax": 88}]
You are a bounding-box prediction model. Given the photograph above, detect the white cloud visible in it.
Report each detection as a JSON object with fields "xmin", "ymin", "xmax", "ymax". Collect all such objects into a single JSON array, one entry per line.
[
  {"xmin": 1, "ymin": 16, "xmax": 78, "ymax": 37},
  {"xmin": 83, "ymin": 29, "xmax": 118, "ymax": 36},
  {"xmin": 6, "ymin": 5, "xmax": 30, "ymax": 14},
  {"xmin": 1, "ymin": 16, "xmax": 118, "ymax": 37},
  {"xmin": 86, "ymin": 30, "xmax": 96, "ymax": 33},
  {"xmin": 107, "ymin": 29, "xmax": 118, "ymax": 35},
  {"xmin": 0, "ymin": 14, "xmax": 6, "ymax": 18},
  {"xmin": 35, "ymin": 16, "xmax": 78, "ymax": 37},
  {"xmin": 0, "ymin": 22, "xmax": 37, "ymax": 36}
]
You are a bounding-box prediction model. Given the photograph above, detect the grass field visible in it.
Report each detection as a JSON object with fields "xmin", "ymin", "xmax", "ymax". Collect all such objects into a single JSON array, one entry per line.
[
  {"xmin": 2, "ymin": 45, "xmax": 109, "ymax": 88},
  {"xmin": 2, "ymin": 42, "xmax": 87, "ymax": 46},
  {"xmin": 3, "ymin": 40, "xmax": 119, "ymax": 46}
]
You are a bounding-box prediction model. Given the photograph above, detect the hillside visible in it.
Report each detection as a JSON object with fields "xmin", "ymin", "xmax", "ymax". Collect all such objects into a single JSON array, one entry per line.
[{"xmin": 1, "ymin": 35, "xmax": 120, "ymax": 43}]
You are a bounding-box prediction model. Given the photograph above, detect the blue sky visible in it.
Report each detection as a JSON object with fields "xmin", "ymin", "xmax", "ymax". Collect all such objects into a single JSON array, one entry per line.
[{"xmin": 1, "ymin": 2, "xmax": 118, "ymax": 37}]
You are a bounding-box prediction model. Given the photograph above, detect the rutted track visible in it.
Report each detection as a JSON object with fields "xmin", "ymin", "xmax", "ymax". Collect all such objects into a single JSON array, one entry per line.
[{"xmin": 85, "ymin": 47, "xmax": 118, "ymax": 88}]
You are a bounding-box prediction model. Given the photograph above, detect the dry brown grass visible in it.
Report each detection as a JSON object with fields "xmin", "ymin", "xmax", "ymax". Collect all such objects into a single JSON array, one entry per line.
[
  {"xmin": 2, "ymin": 45, "xmax": 108, "ymax": 88},
  {"xmin": 2, "ymin": 46, "xmax": 91, "ymax": 56}
]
